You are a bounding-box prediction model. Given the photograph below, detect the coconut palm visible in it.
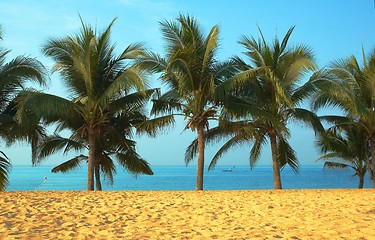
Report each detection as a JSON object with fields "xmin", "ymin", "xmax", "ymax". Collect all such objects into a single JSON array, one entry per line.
[
  {"xmin": 188, "ymin": 26, "xmax": 322, "ymax": 189},
  {"xmin": 34, "ymin": 88, "xmax": 156, "ymax": 190},
  {"xmin": 137, "ymin": 14, "xmax": 237, "ymax": 190},
  {"xmin": 16, "ymin": 18, "xmax": 155, "ymax": 191},
  {"xmin": 35, "ymin": 96, "xmax": 155, "ymax": 190},
  {"xmin": 0, "ymin": 26, "xmax": 47, "ymax": 190},
  {"xmin": 316, "ymin": 126, "xmax": 370, "ymax": 188},
  {"xmin": 312, "ymin": 48, "xmax": 375, "ymax": 186}
]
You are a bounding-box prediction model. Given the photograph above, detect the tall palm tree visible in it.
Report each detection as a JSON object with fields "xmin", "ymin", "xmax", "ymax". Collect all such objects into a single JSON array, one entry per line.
[
  {"xmin": 316, "ymin": 126, "xmax": 370, "ymax": 188},
  {"xmin": 138, "ymin": 14, "xmax": 237, "ymax": 190},
  {"xmin": 188, "ymin": 26, "xmax": 322, "ymax": 189},
  {"xmin": 311, "ymin": 48, "xmax": 375, "ymax": 186},
  {"xmin": 16, "ymin": 18, "xmax": 154, "ymax": 191},
  {"xmin": 0, "ymin": 25, "xmax": 47, "ymax": 190}
]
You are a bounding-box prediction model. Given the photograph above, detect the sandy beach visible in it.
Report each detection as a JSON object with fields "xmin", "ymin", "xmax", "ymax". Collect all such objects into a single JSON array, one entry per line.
[{"xmin": 0, "ymin": 189, "xmax": 374, "ymax": 239}]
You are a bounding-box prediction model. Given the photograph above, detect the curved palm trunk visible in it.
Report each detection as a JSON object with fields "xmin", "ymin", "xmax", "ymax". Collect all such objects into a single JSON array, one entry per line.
[
  {"xmin": 371, "ymin": 136, "xmax": 375, "ymax": 187},
  {"xmin": 87, "ymin": 128, "xmax": 95, "ymax": 191},
  {"xmin": 196, "ymin": 124, "xmax": 205, "ymax": 190},
  {"xmin": 269, "ymin": 133, "xmax": 282, "ymax": 189}
]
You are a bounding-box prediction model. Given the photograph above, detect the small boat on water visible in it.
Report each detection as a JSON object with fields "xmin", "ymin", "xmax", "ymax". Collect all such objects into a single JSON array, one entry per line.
[{"xmin": 222, "ymin": 166, "xmax": 235, "ymax": 172}]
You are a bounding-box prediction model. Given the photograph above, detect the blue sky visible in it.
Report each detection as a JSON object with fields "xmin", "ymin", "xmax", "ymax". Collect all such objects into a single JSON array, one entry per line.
[{"xmin": 1, "ymin": 0, "xmax": 375, "ymax": 168}]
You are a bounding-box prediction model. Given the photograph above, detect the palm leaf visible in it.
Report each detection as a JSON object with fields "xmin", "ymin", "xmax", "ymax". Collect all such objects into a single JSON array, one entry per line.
[
  {"xmin": 202, "ymin": 25, "xmax": 219, "ymax": 72},
  {"xmin": 37, "ymin": 135, "xmax": 85, "ymax": 163},
  {"xmin": 0, "ymin": 155, "xmax": 10, "ymax": 191},
  {"xmin": 116, "ymin": 150, "xmax": 153, "ymax": 175},
  {"xmin": 136, "ymin": 52, "xmax": 167, "ymax": 74},
  {"xmin": 249, "ymin": 134, "xmax": 267, "ymax": 168},
  {"xmin": 109, "ymin": 88, "xmax": 158, "ymax": 113},
  {"xmin": 287, "ymin": 108, "xmax": 324, "ymax": 133},
  {"xmin": 15, "ymin": 90, "xmax": 78, "ymax": 125},
  {"xmin": 323, "ymin": 161, "xmax": 351, "ymax": 170},
  {"xmin": 208, "ymin": 135, "xmax": 248, "ymax": 170},
  {"xmin": 277, "ymin": 137, "xmax": 299, "ymax": 173},
  {"xmin": 51, "ymin": 154, "xmax": 87, "ymax": 173},
  {"xmin": 119, "ymin": 42, "xmax": 146, "ymax": 60},
  {"xmin": 99, "ymin": 153, "xmax": 116, "ymax": 185},
  {"xmin": 136, "ymin": 115, "xmax": 175, "ymax": 137}
]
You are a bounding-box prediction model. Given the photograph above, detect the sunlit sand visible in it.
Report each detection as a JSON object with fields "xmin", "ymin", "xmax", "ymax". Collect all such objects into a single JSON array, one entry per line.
[{"xmin": 0, "ymin": 189, "xmax": 374, "ymax": 239}]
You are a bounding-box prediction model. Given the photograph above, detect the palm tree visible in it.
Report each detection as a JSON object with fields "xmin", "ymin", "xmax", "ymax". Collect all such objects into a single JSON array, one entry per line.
[
  {"xmin": 34, "ymin": 88, "xmax": 155, "ymax": 190},
  {"xmin": 138, "ymin": 14, "xmax": 237, "ymax": 190},
  {"xmin": 188, "ymin": 26, "xmax": 322, "ymax": 189},
  {"xmin": 311, "ymin": 48, "xmax": 375, "ymax": 186},
  {"xmin": 16, "ymin": 18, "xmax": 154, "ymax": 191},
  {"xmin": 316, "ymin": 126, "xmax": 370, "ymax": 188},
  {"xmin": 0, "ymin": 25, "xmax": 47, "ymax": 190}
]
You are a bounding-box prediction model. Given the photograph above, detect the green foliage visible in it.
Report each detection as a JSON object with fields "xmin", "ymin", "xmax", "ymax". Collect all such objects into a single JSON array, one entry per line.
[
  {"xmin": 138, "ymin": 14, "xmax": 238, "ymax": 133},
  {"xmin": 0, "ymin": 25, "xmax": 47, "ymax": 190},
  {"xmin": 312, "ymin": 47, "xmax": 375, "ymax": 185},
  {"xmin": 316, "ymin": 126, "xmax": 369, "ymax": 184},
  {"xmin": 16, "ymin": 18, "xmax": 155, "ymax": 189},
  {"xmin": 202, "ymin": 26, "xmax": 320, "ymax": 188},
  {"xmin": 0, "ymin": 153, "xmax": 10, "ymax": 191},
  {"xmin": 51, "ymin": 154, "xmax": 87, "ymax": 173},
  {"xmin": 138, "ymin": 14, "xmax": 238, "ymax": 190}
]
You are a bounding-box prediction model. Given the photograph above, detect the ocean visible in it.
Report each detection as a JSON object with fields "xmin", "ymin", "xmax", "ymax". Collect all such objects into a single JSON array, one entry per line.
[{"xmin": 5, "ymin": 165, "xmax": 373, "ymax": 191}]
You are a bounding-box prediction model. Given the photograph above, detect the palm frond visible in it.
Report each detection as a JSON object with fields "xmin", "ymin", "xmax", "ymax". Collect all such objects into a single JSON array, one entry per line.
[
  {"xmin": 51, "ymin": 154, "xmax": 87, "ymax": 173},
  {"xmin": 136, "ymin": 52, "xmax": 167, "ymax": 74},
  {"xmin": 202, "ymin": 25, "xmax": 219, "ymax": 71},
  {"xmin": 249, "ymin": 134, "xmax": 267, "ymax": 168},
  {"xmin": 136, "ymin": 115, "xmax": 175, "ymax": 137},
  {"xmin": 116, "ymin": 150, "xmax": 153, "ymax": 175},
  {"xmin": 99, "ymin": 153, "xmax": 116, "ymax": 185},
  {"xmin": 15, "ymin": 90, "xmax": 78, "ymax": 125},
  {"xmin": 0, "ymin": 55, "xmax": 48, "ymax": 88},
  {"xmin": 37, "ymin": 135, "xmax": 85, "ymax": 163},
  {"xmin": 323, "ymin": 161, "xmax": 351, "ymax": 170},
  {"xmin": 150, "ymin": 90, "xmax": 185, "ymax": 115},
  {"xmin": 119, "ymin": 42, "xmax": 146, "ymax": 59},
  {"xmin": 0, "ymin": 155, "xmax": 10, "ymax": 191},
  {"xmin": 109, "ymin": 88, "xmax": 157, "ymax": 113},
  {"xmin": 280, "ymin": 26, "xmax": 295, "ymax": 53},
  {"xmin": 208, "ymin": 135, "xmax": 247, "ymax": 170},
  {"xmin": 99, "ymin": 67, "xmax": 147, "ymax": 105},
  {"xmin": 287, "ymin": 108, "xmax": 324, "ymax": 133},
  {"xmin": 277, "ymin": 137, "xmax": 299, "ymax": 173}
]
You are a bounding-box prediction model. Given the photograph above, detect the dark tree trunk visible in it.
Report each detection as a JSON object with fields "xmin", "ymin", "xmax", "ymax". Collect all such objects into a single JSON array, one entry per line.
[
  {"xmin": 368, "ymin": 160, "xmax": 374, "ymax": 181},
  {"xmin": 196, "ymin": 124, "xmax": 205, "ymax": 191},
  {"xmin": 95, "ymin": 162, "xmax": 102, "ymax": 191},
  {"xmin": 370, "ymin": 136, "xmax": 375, "ymax": 187},
  {"xmin": 87, "ymin": 128, "xmax": 95, "ymax": 191},
  {"xmin": 269, "ymin": 132, "xmax": 282, "ymax": 189},
  {"xmin": 358, "ymin": 174, "xmax": 364, "ymax": 189}
]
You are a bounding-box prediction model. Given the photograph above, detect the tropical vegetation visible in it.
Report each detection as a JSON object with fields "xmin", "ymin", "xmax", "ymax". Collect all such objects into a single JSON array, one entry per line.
[
  {"xmin": 0, "ymin": 26, "xmax": 47, "ymax": 191},
  {"xmin": 311, "ymin": 49, "xmax": 375, "ymax": 186},
  {"xmin": 187, "ymin": 27, "xmax": 322, "ymax": 189},
  {"xmin": 138, "ymin": 14, "xmax": 237, "ymax": 190},
  {"xmin": 15, "ymin": 18, "xmax": 155, "ymax": 191},
  {"xmin": 316, "ymin": 126, "xmax": 370, "ymax": 188},
  {"xmin": 0, "ymin": 13, "xmax": 373, "ymax": 191}
]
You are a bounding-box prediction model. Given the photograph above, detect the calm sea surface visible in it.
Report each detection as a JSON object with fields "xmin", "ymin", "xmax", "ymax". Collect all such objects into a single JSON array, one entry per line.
[{"xmin": 5, "ymin": 165, "xmax": 373, "ymax": 191}]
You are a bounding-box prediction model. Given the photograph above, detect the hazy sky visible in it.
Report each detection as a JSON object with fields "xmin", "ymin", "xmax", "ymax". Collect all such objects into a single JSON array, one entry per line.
[{"xmin": 1, "ymin": 0, "xmax": 375, "ymax": 168}]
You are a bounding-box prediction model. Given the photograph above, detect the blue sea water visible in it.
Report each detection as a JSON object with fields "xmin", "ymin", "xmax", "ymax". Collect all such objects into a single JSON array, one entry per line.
[{"xmin": 5, "ymin": 165, "xmax": 373, "ymax": 191}]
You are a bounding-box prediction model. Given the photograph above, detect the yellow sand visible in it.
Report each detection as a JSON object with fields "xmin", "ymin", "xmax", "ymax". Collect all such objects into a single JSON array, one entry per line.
[{"xmin": 0, "ymin": 189, "xmax": 374, "ymax": 239}]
